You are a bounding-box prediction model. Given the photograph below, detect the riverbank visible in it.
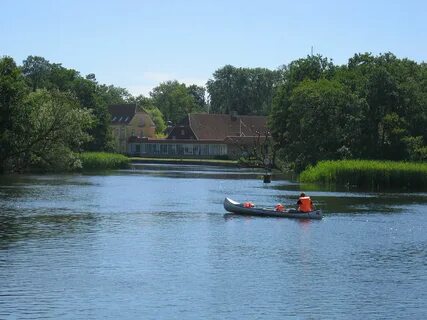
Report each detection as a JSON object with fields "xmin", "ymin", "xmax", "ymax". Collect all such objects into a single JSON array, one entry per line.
[{"xmin": 299, "ymin": 160, "xmax": 427, "ymax": 189}]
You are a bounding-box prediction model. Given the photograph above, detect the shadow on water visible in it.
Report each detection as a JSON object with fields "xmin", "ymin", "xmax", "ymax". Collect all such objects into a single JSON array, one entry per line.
[{"xmin": 270, "ymin": 179, "xmax": 427, "ymax": 216}]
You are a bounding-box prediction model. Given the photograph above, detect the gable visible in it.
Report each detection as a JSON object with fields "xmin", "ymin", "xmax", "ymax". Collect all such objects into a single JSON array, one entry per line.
[{"xmin": 129, "ymin": 111, "xmax": 156, "ymax": 128}]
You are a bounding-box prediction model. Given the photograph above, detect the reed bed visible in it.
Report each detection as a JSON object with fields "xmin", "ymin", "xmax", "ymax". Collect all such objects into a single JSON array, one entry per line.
[
  {"xmin": 78, "ymin": 152, "xmax": 130, "ymax": 170},
  {"xmin": 299, "ymin": 160, "xmax": 427, "ymax": 189}
]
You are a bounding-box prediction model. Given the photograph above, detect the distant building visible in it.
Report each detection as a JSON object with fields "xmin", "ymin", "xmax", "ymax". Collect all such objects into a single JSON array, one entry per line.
[
  {"xmin": 128, "ymin": 113, "xmax": 269, "ymax": 159},
  {"xmin": 109, "ymin": 104, "xmax": 156, "ymax": 153}
]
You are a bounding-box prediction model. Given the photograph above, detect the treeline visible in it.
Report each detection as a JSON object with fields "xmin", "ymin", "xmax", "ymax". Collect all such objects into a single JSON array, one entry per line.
[{"xmin": 1, "ymin": 52, "xmax": 426, "ymax": 173}]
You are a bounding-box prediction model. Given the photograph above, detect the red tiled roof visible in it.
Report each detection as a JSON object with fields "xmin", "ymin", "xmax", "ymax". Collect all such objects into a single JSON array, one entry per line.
[{"xmin": 188, "ymin": 114, "xmax": 268, "ymax": 140}]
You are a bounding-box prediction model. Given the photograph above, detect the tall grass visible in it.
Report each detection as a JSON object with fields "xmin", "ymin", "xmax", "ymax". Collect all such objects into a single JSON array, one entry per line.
[
  {"xmin": 299, "ymin": 160, "xmax": 427, "ymax": 189},
  {"xmin": 78, "ymin": 152, "xmax": 130, "ymax": 170}
]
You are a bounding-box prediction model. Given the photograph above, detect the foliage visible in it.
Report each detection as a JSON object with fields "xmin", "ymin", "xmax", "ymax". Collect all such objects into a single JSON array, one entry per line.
[
  {"xmin": 150, "ymin": 80, "xmax": 205, "ymax": 124},
  {"xmin": 132, "ymin": 94, "xmax": 167, "ymax": 135},
  {"xmin": 299, "ymin": 160, "xmax": 427, "ymax": 190},
  {"xmin": 78, "ymin": 152, "xmax": 130, "ymax": 170},
  {"xmin": 145, "ymin": 106, "xmax": 166, "ymax": 135},
  {"xmin": 21, "ymin": 55, "xmax": 132, "ymax": 152},
  {"xmin": 15, "ymin": 90, "xmax": 93, "ymax": 171},
  {"xmin": 270, "ymin": 53, "xmax": 427, "ymax": 171},
  {"xmin": 207, "ymin": 65, "xmax": 280, "ymax": 115},
  {"xmin": 0, "ymin": 56, "xmax": 29, "ymax": 171}
]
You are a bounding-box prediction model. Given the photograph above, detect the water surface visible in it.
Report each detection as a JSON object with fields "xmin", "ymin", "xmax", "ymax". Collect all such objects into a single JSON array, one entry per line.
[{"xmin": 1, "ymin": 165, "xmax": 426, "ymax": 319}]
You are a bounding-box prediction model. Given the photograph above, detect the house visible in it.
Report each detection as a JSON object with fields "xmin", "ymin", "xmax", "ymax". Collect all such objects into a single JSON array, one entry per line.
[
  {"xmin": 109, "ymin": 104, "xmax": 156, "ymax": 153},
  {"xmin": 127, "ymin": 113, "xmax": 269, "ymax": 159}
]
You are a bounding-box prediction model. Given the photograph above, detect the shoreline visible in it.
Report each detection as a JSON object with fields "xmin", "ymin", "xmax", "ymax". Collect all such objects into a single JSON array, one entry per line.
[{"xmin": 129, "ymin": 157, "xmax": 239, "ymax": 167}]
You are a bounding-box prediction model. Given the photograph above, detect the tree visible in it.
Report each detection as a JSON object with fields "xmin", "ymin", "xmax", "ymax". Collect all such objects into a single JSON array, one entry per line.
[
  {"xmin": 150, "ymin": 80, "xmax": 200, "ymax": 124},
  {"xmin": 274, "ymin": 79, "xmax": 365, "ymax": 171},
  {"xmin": 21, "ymin": 56, "xmax": 52, "ymax": 91},
  {"xmin": 207, "ymin": 65, "xmax": 280, "ymax": 115},
  {"xmin": 271, "ymin": 52, "xmax": 427, "ymax": 170},
  {"xmin": 0, "ymin": 56, "xmax": 29, "ymax": 171},
  {"xmin": 341, "ymin": 52, "xmax": 427, "ymax": 159},
  {"xmin": 12, "ymin": 90, "xmax": 94, "ymax": 171},
  {"xmin": 187, "ymin": 84, "xmax": 207, "ymax": 112}
]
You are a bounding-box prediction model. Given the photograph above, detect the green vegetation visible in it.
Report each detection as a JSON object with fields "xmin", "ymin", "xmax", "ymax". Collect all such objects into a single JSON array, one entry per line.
[
  {"xmin": 270, "ymin": 53, "xmax": 427, "ymax": 171},
  {"xmin": 207, "ymin": 65, "xmax": 281, "ymax": 115},
  {"xmin": 0, "ymin": 55, "xmax": 131, "ymax": 173},
  {"xmin": 148, "ymin": 80, "xmax": 207, "ymax": 124},
  {"xmin": 78, "ymin": 152, "xmax": 130, "ymax": 170},
  {"xmin": 299, "ymin": 160, "xmax": 427, "ymax": 189},
  {"xmin": 1, "ymin": 52, "xmax": 426, "ymax": 177}
]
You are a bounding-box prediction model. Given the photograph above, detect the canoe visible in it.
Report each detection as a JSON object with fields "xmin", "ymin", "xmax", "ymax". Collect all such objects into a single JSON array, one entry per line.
[{"xmin": 223, "ymin": 197, "xmax": 322, "ymax": 220}]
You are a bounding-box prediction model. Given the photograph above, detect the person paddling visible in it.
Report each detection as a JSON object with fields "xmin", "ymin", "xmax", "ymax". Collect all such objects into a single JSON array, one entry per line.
[{"xmin": 297, "ymin": 192, "xmax": 314, "ymax": 212}]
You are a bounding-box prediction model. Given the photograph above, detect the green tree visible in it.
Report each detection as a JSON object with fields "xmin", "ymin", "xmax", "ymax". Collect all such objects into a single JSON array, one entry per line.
[
  {"xmin": 342, "ymin": 52, "xmax": 427, "ymax": 159},
  {"xmin": 270, "ymin": 55, "xmax": 336, "ymax": 159},
  {"xmin": 276, "ymin": 79, "xmax": 364, "ymax": 171},
  {"xmin": 150, "ymin": 80, "xmax": 200, "ymax": 124},
  {"xmin": 207, "ymin": 65, "xmax": 280, "ymax": 115},
  {"xmin": 130, "ymin": 94, "xmax": 167, "ymax": 136},
  {"xmin": 14, "ymin": 90, "xmax": 94, "ymax": 171},
  {"xmin": 0, "ymin": 56, "xmax": 29, "ymax": 171},
  {"xmin": 187, "ymin": 84, "xmax": 207, "ymax": 112},
  {"xmin": 21, "ymin": 55, "xmax": 52, "ymax": 91}
]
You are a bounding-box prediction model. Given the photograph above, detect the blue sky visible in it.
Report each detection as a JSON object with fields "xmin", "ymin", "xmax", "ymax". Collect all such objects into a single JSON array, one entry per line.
[{"xmin": 1, "ymin": 0, "xmax": 426, "ymax": 96}]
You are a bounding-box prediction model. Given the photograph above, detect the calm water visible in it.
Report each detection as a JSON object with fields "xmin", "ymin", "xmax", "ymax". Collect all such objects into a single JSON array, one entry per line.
[{"xmin": 0, "ymin": 164, "xmax": 426, "ymax": 319}]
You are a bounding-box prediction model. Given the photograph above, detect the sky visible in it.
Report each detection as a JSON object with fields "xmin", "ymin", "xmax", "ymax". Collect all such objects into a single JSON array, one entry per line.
[{"xmin": 1, "ymin": 0, "xmax": 426, "ymax": 96}]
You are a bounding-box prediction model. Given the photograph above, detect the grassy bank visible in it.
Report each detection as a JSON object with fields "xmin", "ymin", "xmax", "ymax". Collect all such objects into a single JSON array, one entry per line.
[
  {"xmin": 78, "ymin": 152, "xmax": 130, "ymax": 170},
  {"xmin": 299, "ymin": 160, "xmax": 427, "ymax": 189}
]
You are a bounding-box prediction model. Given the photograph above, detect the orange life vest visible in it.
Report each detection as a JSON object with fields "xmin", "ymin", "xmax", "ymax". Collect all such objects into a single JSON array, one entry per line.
[
  {"xmin": 298, "ymin": 196, "xmax": 312, "ymax": 212},
  {"xmin": 275, "ymin": 204, "xmax": 285, "ymax": 212},
  {"xmin": 243, "ymin": 202, "xmax": 254, "ymax": 208}
]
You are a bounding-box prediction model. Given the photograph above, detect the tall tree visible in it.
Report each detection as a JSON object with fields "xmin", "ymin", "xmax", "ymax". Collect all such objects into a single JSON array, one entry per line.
[
  {"xmin": 0, "ymin": 57, "xmax": 29, "ymax": 171},
  {"xmin": 275, "ymin": 79, "xmax": 365, "ymax": 170},
  {"xmin": 207, "ymin": 65, "xmax": 280, "ymax": 115},
  {"xmin": 15, "ymin": 90, "xmax": 94, "ymax": 171},
  {"xmin": 150, "ymin": 80, "xmax": 200, "ymax": 124}
]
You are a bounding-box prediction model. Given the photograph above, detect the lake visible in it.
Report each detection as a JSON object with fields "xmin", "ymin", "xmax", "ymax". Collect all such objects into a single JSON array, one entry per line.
[{"xmin": 0, "ymin": 164, "xmax": 426, "ymax": 319}]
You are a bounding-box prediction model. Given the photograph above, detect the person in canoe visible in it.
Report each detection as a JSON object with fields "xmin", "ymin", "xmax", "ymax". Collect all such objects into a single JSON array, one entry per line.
[{"xmin": 297, "ymin": 192, "xmax": 314, "ymax": 212}]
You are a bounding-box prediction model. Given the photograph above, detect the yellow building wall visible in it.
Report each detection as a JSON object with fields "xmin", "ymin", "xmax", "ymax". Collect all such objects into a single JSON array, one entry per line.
[{"xmin": 110, "ymin": 112, "xmax": 156, "ymax": 154}]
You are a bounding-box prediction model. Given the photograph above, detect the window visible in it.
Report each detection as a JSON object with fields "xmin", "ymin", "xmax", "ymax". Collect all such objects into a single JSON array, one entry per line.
[
  {"xmin": 161, "ymin": 144, "xmax": 168, "ymax": 154},
  {"xmin": 184, "ymin": 144, "xmax": 193, "ymax": 155},
  {"xmin": 168, "ymin": 144, "xmax": 177, "ymax": 155}
]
